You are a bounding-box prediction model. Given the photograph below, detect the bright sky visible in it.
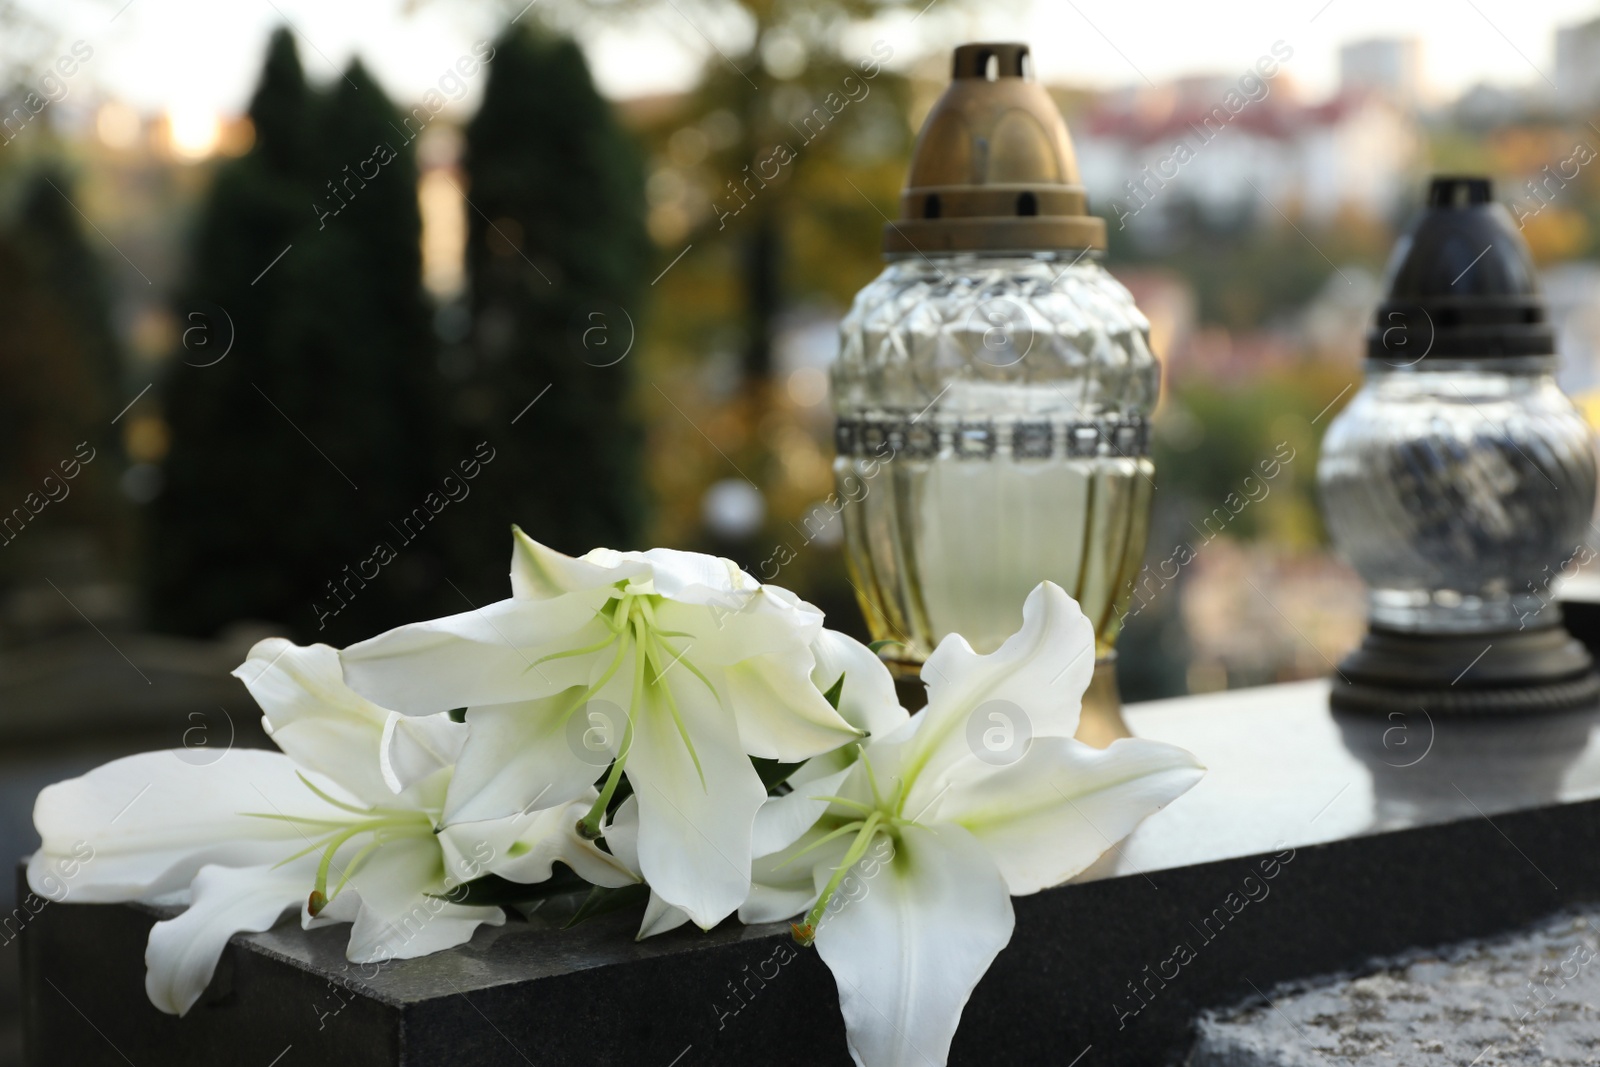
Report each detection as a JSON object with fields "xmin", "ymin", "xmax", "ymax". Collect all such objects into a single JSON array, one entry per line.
[{"xmin": 14, "ymin": 0, "xmax": 1600, "ymax": 122}]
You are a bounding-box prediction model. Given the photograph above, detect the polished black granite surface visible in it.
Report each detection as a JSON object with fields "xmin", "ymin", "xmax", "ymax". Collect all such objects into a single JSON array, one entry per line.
[
  {"xmin": 1094, "ymin": 678, "xmax": 1600, "ymax": 876},
  {"xmin": 20, "ymin": 680, "xmax": 1600, "ymax": 1066}
]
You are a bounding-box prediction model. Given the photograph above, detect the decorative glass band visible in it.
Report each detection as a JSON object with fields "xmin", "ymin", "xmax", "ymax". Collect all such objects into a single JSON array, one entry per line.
[{"xmin": 833, "ymin": 415, "xmax": 1150, "ymax": 461}]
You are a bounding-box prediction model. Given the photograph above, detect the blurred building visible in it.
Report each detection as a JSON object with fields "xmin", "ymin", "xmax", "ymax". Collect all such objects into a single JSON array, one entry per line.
[
  {"xmin": 1452, "ymin": 82, "xmax": 1541, "ymax": 127},
  {"xmin": 1339, "ymin": 37, "xmax": 1424, "ymax": 110},
  {"xmin": 1076, "ymin": 78, "xmax": 1419, "ymax": 234},
  {"xmin": 1544, "ymin": 261, "xmax": 1600, "ymax": 399},
  {"xmin": 1556, "ymin": 16, "xmax": 1600, "ymax": 110}
]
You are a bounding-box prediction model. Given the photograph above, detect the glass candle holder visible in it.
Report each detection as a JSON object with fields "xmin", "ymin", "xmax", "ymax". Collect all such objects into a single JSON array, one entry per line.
[
  {"xmin": 830, "ymin": 43, "xmax": 1159, "ymax": 743},
  {"xmin": 1318, "ymin": 176, "xmax": 1599, "ymax": 715},
  {"xmin": 1320, "ymin": 358, "xmax": 1595, "ymax": 633}
]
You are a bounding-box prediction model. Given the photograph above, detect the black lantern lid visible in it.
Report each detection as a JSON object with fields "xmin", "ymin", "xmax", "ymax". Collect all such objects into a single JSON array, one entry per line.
[{"xmin": 1368, "ymin": 176, "xmax": 1553, "ymax": 361}]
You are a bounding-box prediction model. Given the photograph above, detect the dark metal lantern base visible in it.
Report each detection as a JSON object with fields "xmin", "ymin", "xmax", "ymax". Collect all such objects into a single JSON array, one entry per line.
[{"xmin": 1329, "ymin": 624, "xmax": 1600, "ymax": 716}]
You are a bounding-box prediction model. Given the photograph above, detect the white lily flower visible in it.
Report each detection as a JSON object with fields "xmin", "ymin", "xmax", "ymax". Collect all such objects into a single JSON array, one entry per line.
[
  {"xmin": 599, "ymin": 626, "xmax": 903, "ymax": 942},
  {"xmin": 339, "ymin": 528, "xmax": 860, "ymax": 929},
  {"xmin": 741, "ymin": 582, "xmax": 1206, "ymax": 1067},
  {"xmin": 27, "ymin": 638, "xmax": 629, "ymax": 1016}
]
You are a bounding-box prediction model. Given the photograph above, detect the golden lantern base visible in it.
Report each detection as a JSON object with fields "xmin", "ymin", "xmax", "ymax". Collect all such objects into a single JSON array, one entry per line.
[{"xmin": 1077, "ymin": 658, "xmax": 1132, "ymax": 749}]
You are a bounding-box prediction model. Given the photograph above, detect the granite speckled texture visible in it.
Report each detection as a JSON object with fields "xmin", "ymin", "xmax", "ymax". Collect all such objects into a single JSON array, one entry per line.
[{"xmin": 1191, "ymin": 911, "xmax": 1600, "ymax": 1066}]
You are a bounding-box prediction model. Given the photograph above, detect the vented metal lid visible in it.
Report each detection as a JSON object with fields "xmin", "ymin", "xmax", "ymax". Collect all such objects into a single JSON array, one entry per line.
[
  {"xmin": 1370, "ymin": 176, "xmax": 1553, "ymax": 361},
  {"xmin": 885, "ymin": 42, "xmax": 1106, "ymax": 257}
]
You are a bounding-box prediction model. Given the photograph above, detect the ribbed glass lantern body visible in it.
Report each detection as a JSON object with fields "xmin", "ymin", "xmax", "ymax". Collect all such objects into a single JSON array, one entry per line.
[
  {"xmin": 1318, "ymin": 357, "xmax": 1596, "ymax": 634},
  {"xmin": 830, "ymin": 252, "xmax": 1158, "ymax": 674}
]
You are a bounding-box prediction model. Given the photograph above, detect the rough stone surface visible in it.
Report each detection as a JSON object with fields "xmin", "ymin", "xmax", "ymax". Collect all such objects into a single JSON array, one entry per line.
[{"xmin": 1191, "ymin": 910, "xmax": 1600, "ymax": 1066}]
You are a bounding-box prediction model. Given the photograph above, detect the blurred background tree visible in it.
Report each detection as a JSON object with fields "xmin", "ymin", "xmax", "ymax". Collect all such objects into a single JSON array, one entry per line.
[
  {"xmin": 147, "ymin": 33, "xmax": 443, "ymax": 644},
  {"xmin": 12, "ymin": 169, "xmax": 125, "ymax": 414},
  {"xmin": 0, "ymin": 219, "xmax": 118, "ymax": 579},
  {"xmin": 432, "ymin": 25, "xmax": 651, "ymax": 607},
  {"xmin": 0, "ymin": 165, "xmax": 126, "ymax": 601},
  {"xmin": 579, "ymin": 0, "xmax": 920, "ymax": 636},
  {"xmin": 3, "ymin": 0, "xmax": 1597, "ymax": 693}
]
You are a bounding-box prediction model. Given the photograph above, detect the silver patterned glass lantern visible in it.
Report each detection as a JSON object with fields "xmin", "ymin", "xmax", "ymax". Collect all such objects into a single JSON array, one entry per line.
[
  {"xmin": 830, "ymin": 42, "xmax": 1158, "ymax": 742},
  {"xmin": 1318, "ymin": 176, "xmax": 1600, "ymax": 714}
]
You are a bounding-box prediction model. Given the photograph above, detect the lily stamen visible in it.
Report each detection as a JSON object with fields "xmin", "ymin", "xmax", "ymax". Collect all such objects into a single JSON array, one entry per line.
[
  {"xmin": 859, "ymin": 749, "xmax": 886, "ymax": 810},
  {"xmin": 804, "ymin": 794, "xmax": 875, "ymax": 816},
  {"xmin": 774, "ymin": 818, "xmax": 865, "ymax": 869},
  {"xmin": 306, "ymin": 812, "xmax": 433, "ymax": 915},
  {"xmin": 576, "ymin": 620, "xmax": 647, "ymax": 839},
  {"xmin": 649, "ymin": 645, "xmax": 706, "ymax": 789},
  {"xmin": 526, "ymin": 629, "xmax": 619, "ymax": 672},
  {"xmin": 794, "ymin": 812, "xmax": 884, "ymax": 945}
]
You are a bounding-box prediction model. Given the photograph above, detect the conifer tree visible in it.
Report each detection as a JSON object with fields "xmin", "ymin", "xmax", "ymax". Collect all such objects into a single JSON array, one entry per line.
[
  {"xmin": 148, "ymin": 33, "xmax": 439, "ymax": 643},
  {"xmin": 0, "ymin": 227, "xmax": 112, "ymax": 585},
  {"xmin": 434, "ymin": 26, "xmax": 650, "ymax": 604},
  {"xmin": 148, "ymin": 28, "xmax": 314, "ymax": 638},
  {"xmin": 5, "ymin": 167, "xmax": 128, "ymax": 573},
  {"xmin": 273, "ymin": 59, "xmax": 440, "ymax": 637},
  {"xmin": 13, "ymin": 166, "xmax": 123, "ymax": 409}
]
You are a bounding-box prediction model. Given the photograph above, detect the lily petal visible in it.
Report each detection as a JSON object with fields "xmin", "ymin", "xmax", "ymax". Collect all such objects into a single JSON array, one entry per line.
[
  {"xmin": 751, "ymin": 766, "xmax": 852, "ymax": 859},
  {"xmin": 234, "ymin": 639, "xmax": 396, "ymax": 806},
  {"xmin": 937, "ymin": 736, "xmax": 1205, "ymax": 895},
  {"xmin": 145, "ymin": 860, "xmax": 312, "ymax": 1015},
  {"xmin": 28, "ymin": 749, "xmax": 346, "ymax": 904},
  {"xmin": 380, "ymin": 712, "xmax": 468, "ymax": 798},
  {"xmin": 325, "ymin": 836, "xmax": 504, "ymax": 964},
  {"xmin": 602, "ymin": 798, "xmax": 690, "ymax": 938},
  {"xmin": 811, "ymin": 628, "xmax": 908, "ymax": 738},
  {"xmin": 652, "ymin": 588, "xmax": 825, "ymax": 667},
  {"xmin": 340, "ymin": 592, "xmax": 611, "ymax": 714},
  {"xmin": 738, "ymin": 824, "xmax": 847, "ymax": 924},
  {"xmin": 624, "ymin": 674, "xmax": 764, "ymax": 929},
  {"xmin": 814, "ymin": 823, "xmax": 1014, "ymax": 1067},
  {"xmin": 624, "ymin": 547, "xmax": 755, "ymax": 602},
  {"xmin": 639, "ymin": 892, "xmax": 692, "ymax": 938},
  {"xmin": 738, "ymin": 878, "xmax": 818, "ymax": 926},
  {"xmin": 601, "ymin": 796, "xmax": 644, "ymax": 872},
  {"xmin": 444, "ymin": 799, "xmax": 636, "ymax": 890},
  {"xmin": 511, "ymin": 526, "xmax": 649, "ymax": 600},
  {"xmin": 906, "ymin": 582, "xmax": 1096, "ymax": 795},
  {"xmin": 716, "ymin": 650, "xmax": 861, "ymax": 762},
  {"xmin": 441, "ymin": 695, "xmax": 608, "ymax": 824}
]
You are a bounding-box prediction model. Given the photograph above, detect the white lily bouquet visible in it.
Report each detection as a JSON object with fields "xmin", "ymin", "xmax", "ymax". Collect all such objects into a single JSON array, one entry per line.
[{"xmin": 29, "ymin": 529, "xmax": 1204, "ymax": 1066}]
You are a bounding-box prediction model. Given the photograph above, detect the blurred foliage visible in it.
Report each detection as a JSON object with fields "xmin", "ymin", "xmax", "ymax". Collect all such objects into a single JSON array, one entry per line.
[
  {"xmin": 11, "ymin": 0, "xmax": 1600, "ymax": 698},
  {"xmin": 1106, "ymin": 201, "xmax": 1392, "ymax": 330},
  {"xmin": 1154, "ymin": 370, "xmax": 1345, "ymax": 550},
  {"xmin": 12, "ymin": 169, "xmax": 125, "ymax": 415},
  {"xmin": 619, "ymin": 32, "xmax": 911, "ymax": 634}
]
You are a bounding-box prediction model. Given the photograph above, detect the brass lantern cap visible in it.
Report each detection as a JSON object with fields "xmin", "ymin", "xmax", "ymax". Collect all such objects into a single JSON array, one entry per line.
[{"xmin": 885, "ymin": 42, "xmax": 1106, "ymax": 256}]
